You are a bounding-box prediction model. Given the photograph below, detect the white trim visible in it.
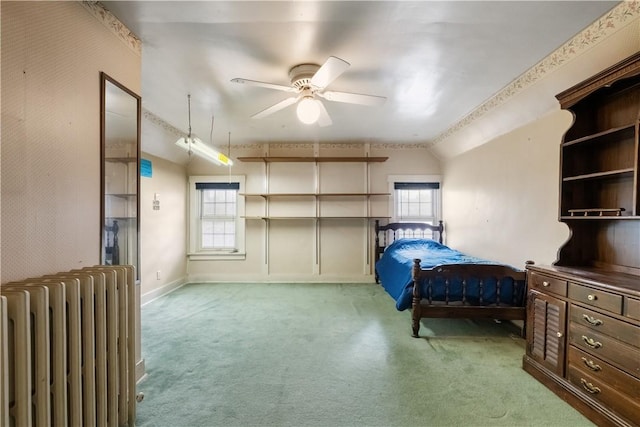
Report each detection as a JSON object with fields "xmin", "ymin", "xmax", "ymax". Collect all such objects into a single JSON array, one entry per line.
[
  {"xmin": 387, "ymin": 174, "xmax": 442, "ymax": 223},
  {"xmin": 135, "ymin": 359, "xmax": 146, "ymax": 383},
  {"xmin": 186, "ymin": 273, "xmax": 376, "ymax": 284},
  {"xmin": 188, "ymin": 175, "xmax": 246, "ymax": 260},
  {"xmin": 140, "ymin": 277, "xmax": 188, "ymax": 306},
  {"xmin": 187, "ymin": 252, "xmax": 246, "ymax": 261}
]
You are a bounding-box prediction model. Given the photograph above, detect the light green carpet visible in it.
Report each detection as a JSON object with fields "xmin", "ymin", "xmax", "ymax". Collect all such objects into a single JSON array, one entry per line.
[{"xmin": 136, "ymin": 283, "xmax": 592, "ymax": 427}]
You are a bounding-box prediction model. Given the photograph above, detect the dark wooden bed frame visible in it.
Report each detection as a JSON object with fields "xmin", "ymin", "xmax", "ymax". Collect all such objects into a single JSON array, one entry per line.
[{"xmin": 374, "ymin": 221, "xmax": 529, "ymax": 337}]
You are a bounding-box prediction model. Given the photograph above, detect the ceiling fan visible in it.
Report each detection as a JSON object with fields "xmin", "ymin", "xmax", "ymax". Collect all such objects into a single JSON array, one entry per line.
[{"xmin": 231, "ymin": 56, "xmax": 386, "ymax": 127}]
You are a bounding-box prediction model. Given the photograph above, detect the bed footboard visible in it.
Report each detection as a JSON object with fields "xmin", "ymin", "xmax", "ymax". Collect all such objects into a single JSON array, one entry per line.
[{"xmin": 410, "ymin": 259, "xmax": 528, "ymax": 338}]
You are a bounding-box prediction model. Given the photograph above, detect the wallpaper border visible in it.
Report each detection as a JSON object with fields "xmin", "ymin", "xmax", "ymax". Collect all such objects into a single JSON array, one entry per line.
[
  {"xmin": 428, "ymin": 0, "xmax": 640, "ymax": 148},
  {"xmin": 82, "ymin": 1, "xmax": 142, "ymax": 55}
]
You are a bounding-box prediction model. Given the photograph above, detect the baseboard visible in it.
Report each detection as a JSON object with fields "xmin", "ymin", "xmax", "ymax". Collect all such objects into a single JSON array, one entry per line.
[
  {"xmin": 135, "ymin": 358, "xmax": 146, "ymax": 383},
  {"xmin": 141, "ymin": 277, "xmax": 187, "ymax": 306},
  {"xmin": 186, "ymin": 273, "xmax": 376, "ymax": 283}
]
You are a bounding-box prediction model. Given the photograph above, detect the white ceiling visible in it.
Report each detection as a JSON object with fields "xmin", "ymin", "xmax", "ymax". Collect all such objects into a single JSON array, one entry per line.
[{"xmin": 101, "ymin": 1, "xmax": 617, "ymax": 156}]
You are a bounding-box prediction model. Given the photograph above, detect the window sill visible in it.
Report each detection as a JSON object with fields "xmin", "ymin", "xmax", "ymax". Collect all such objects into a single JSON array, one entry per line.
[{"xmin": 187, "ymin": 252, "xmax": 246, "ymax": 261}]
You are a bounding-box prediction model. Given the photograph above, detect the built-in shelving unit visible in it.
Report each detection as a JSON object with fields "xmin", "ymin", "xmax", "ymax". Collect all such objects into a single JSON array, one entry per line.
[
  {"xmin": 239, "ymin": 153, "xmax": 390, "ymax": 274},
  {"xmin": 243, "ymin": 216, "xmax": 389, "ymax": 220},
  {"xmin": 241, "ymin": 193, "xmax": 390, "ymax": 197},
  {"xmin": 239, "ymin": 156, "xmax": 391, "ymax": 220},
  {"xmin": 237, "ymin": 156, "xmax": 388, "ymax": 163}
]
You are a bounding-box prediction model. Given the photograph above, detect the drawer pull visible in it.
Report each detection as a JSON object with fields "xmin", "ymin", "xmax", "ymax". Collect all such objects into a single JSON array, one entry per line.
[
  {"xmin": 582, "ymin": 314, "xmax": 603, "ymax": 326},
  {"xmin": 580, "ymin": 357, "xmax": 602, "ymax": 372},
  {"xmin": 581, "ymin": 335, "xmax": 602, "ymax": 349},
  {"xmin": 587, "ymin": 294, "xmax": 597, "ymax": 301},
  {"xmin": 542, "ymin": 281, "xmax": 550, "ymax": 287},
  {"xmin": 556, "ymin": 332, "xmax": 563, "ymax": 338},
  {"xmin": 580, "ymin": 378, "xmax": 601, "ymax": 394}
]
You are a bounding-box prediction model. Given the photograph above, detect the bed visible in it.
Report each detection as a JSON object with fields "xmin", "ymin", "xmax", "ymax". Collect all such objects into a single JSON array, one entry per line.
[{"xmin": 374, "ymin": 221, "xmax": 528, "ymax": 337}]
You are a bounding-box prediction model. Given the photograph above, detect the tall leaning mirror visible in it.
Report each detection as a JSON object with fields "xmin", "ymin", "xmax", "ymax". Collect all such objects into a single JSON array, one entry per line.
[{"xmin": 100, "ymin": 72, "xmax": 141, "ymax": 279}]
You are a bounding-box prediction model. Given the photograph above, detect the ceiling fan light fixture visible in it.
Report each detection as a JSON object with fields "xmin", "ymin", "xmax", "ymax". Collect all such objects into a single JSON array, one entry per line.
[
  {"xmin": 296, "ymin": 97, "xmax": 320, "ymax": 124},
  {"xmin": 232, "ymin": 56, "xmax": 385, "ymax": 126}
]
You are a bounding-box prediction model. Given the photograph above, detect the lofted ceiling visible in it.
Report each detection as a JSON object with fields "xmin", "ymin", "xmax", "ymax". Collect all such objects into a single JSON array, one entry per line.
[{"xmin": 101, "ymin": 1, "xmax": 617, "ymax": 158}]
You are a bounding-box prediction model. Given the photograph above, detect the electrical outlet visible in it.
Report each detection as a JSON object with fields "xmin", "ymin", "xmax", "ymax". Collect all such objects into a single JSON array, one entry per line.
[{"xmin": 156, "ymin": 271, "xmax": 161, "ymax": 280}]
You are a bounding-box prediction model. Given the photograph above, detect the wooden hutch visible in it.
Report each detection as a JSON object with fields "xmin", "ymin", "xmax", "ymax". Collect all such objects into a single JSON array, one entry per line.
[{"xmin": 523, "ymin": 53, "xmax": 640, "ymax": 426}]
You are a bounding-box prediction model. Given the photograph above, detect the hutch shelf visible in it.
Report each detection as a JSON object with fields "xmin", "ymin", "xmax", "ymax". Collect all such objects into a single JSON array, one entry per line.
[{"xmin": 523, "ymin": 53, "xmax": 640, "ymax": 427}]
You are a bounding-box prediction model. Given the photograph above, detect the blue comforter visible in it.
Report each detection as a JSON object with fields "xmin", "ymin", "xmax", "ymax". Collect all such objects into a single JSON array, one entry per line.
[{"xmin": 375, "ymin": 238, "xmax": 523, "ymax": 311}]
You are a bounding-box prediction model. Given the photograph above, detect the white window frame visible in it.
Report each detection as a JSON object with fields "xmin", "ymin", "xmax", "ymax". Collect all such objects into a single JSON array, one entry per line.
[
  {"xmin": 188, "ymin": 175, "xmax": 245, "ymax": 260},
  {"xmin": 388, "ymin": 174, "xmax": 442, "ymax": 225}
]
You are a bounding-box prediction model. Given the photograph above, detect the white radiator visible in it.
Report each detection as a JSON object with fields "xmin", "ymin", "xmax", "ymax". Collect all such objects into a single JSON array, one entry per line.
[{"xmin": 0, "ymin": 265, "xmax": 137, "ymax": 426}]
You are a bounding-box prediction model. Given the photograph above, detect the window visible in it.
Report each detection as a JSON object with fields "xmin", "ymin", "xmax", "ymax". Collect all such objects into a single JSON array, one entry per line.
[
  {"xmin": 394, "ymin": 182, "xmax": 439, "ymax": 223},
  {"xmin": 199, "ymin": 183, "xmax": 238, "ymax": 249},
  {"xmin": 388, "ymin": 175, "xmax": 442, "ymax": 239},
  {"xmin": 188, "ymin": 176, "xmax": 245, "ymax": 260}
]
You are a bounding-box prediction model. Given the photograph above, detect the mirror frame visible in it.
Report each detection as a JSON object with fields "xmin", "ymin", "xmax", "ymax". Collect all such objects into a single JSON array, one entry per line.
[{"xmin": 100, "ymin": 72, "xmax": 141, "ymax": 279}]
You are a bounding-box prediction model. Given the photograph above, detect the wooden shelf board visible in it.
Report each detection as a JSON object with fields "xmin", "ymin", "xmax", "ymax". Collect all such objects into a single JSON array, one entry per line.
[
  {"xmin": 317, "ymin": 216, "xmax": 391, "ymax": 219},
  {"xmin": 243, "ymin": 216, "xmax": 391, "ymax": 220},
  {"xmin": 105, "ymin": 157, "xmax": 137, "ymax": 163},
  {"xmin": 562, "ymin": 123, "xmax": 636, "ymax": 147},
  {"xmin": 560, "ymin": 215, "xmax": 639, "ymax": 220},
  {"xmin": 318, "ymin": 193, "xmax": 390, "ymax": 196},
  {"xmin": 241, "ymin": 193, "xmax": 390, "ymax": 197},
  {"xmin": 237, "ymin": 156, "xmax": 388, "ymax": 163},
  {"xmin": 562, "ymin": 168, "xmax": 634, "ymax": 181}
]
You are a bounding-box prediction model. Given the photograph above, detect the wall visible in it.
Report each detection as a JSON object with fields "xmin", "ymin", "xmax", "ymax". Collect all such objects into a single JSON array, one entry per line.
[
  {"xmin": 1, "ymin": 0, "xmax": 144, "ymax": 376},
  {"xmin": 139, "ymin": 153, "xmax": 188, "ymax": 303},
  {"xmin": 185, "ymin": 143, "xmax": 440, "ymax": 282},
  {"xmin": 441, "ymin": 13, "xmax": 640, "ymax": 269},
  {"xmin": 1, "ymin": 1, "xmax": 141, "ymax": 281},
  {"xmin": 443, "ymin": 110, "xmax": 572, "ymax": 267}
]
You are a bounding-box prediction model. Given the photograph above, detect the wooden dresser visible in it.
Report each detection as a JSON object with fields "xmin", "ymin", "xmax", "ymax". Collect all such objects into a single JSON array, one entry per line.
[
  {"xmin": 522, "ymin": 53, "xmax": 640, "ymax": 427},
  {"xmin": 525, "ymin": 265, "xmax": 640, "ymax": 426}
]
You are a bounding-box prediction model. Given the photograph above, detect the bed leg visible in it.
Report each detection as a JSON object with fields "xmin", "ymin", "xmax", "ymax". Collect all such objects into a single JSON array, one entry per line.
[
  {"xmin": 411, "ymin": 307, "xmax": 420, "ymax": 338},
  {"xmin": 411, "ymin": 260, "xmax": 422, "ymax": 338}
]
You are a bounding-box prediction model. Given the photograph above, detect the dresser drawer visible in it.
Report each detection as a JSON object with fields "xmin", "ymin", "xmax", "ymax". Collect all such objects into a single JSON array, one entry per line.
[
  {"xmin": 567, "ymin": 364, "xmax": 640, "ymax": 425},
  {"xmin": 569, "ymin": 323, "xmax": 640, "ymax": 379},
  {"xmin": 570, "ymin": 304, "xmax": 640, "ymax": 349},
  {"xmin": 568, "ymin": 346, "xmax": 640, "ymax": 400},
  {"xmin": 529, "ymin": 272, "xmax": 567, "ymax": 296},
  {"xmin": 568, "ymin": 282, "xmax": 622, "ymax": 314},
  {"xmin": 625, "ymin": 297, "xmax": 640, "ymax": 321}
]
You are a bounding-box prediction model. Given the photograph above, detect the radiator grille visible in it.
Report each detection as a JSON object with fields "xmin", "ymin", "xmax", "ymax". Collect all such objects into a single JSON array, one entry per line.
[{"xmin": 1, "ymin": 265, "xmax": 136, "ymax": 426}]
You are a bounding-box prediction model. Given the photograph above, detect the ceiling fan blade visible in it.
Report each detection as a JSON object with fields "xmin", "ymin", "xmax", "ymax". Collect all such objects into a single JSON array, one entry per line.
[
  {"xmin": 319, "ymin": 90, "xmax": 386, "ymax": 106},
  {"xmin": 231, "ymin": 78, "xmax": 296, "ymax": 93},
  {"xmin": 310, "ymin": 56, "xmax": 350, "ymax": 89},
  {"xmin": 316, "ymin": 100, "xmax": 332, "ymax": 127},
  {"xmin": 251, "ymin": 96, "xmax": 299, "ymax": 119}
]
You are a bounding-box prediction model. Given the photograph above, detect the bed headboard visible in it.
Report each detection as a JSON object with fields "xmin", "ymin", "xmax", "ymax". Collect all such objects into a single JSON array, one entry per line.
[{"xmin": 374, "ymin": 220, "xmax": 444, "ymax": 261}]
